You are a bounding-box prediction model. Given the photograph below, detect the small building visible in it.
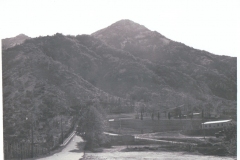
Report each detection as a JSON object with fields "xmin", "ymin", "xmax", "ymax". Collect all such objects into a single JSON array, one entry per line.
[
  {"xmin": 202, "ymin": 119, "xmax": 232, "ymax": 129},
  {"xmin": 190, "ymin": 113, "xmax": 201, "ymax": 119},
  {"xmin": 168, "ymin": 104, "xmax": 186, "ymax": 118},
  {"xmin": 104, "ymin": 132, "xmax": 135, "ymax": 144},
  {"xmin": 209, "ymin": 112, "xmax": 220, "ymax": 118}
]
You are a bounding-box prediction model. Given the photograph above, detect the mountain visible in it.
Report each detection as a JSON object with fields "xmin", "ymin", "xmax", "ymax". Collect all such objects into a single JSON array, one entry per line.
[
  {"xmin": 92, "ymin": 19, "xmax": 237, "ymax": 101},
  {"xmin": 2, "ymin": 34, "xmax": 131, "ymax": 142},
  {"xmin": 2, "ymin": 20, "xmax": 237, "ymax": 143},
  {"xmin": 2, "ymin": 34, "xmax": 30, "ymax": 50},
  {"xmin": 92, "ymin": 19, "xmax": 168, "ymax": 62}
]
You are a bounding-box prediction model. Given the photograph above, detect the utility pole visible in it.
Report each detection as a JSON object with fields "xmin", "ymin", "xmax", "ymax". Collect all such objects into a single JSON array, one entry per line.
[
  {"xmin": 26, "ymin": 113, "xmax": 34, "ymax": 158},
  {"xmin": 20, "ymin": 143, "xmax": 22, "ymax": 160},
  {"xmin": 31, "ymin": 121, "xmax": 34, "ymax": 158},
  {"xmin": 120, "ymin": 119, "xmax": 122, "ymax": 134},
  {"xmin": 61, "ymin": 115, "xmax": 63, "ymax": 144},
  {"xmin": 202, "ymin": 109, "xmax": 205, "ymax": 139}
]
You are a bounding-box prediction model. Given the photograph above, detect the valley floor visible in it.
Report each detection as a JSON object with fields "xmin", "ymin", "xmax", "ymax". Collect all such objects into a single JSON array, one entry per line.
[
  {"xmin": 34, "ymin": 134, "xmax": 236, "ymax": 160},
  {"xmin": 82, "ymin": 145, "xmax": 236, "ymax": 160}
]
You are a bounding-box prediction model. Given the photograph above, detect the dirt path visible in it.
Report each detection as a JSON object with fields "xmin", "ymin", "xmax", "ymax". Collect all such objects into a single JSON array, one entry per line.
[{"xmin": 36, "ymin": 135, "xmax": 85, "ymax": 160}]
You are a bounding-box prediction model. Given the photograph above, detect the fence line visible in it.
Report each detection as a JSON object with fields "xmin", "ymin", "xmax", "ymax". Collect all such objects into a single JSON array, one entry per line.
[
  {"xmin": 4, "ymin": 141, "xmax": 51, "ymax": 159},
  {"xmin": 4, "ymin": 117, "xmax": 78, "ymax": 159},
  {"xmin": 4, "ymin": 127, "xmax": 76, "ymax": 159}
]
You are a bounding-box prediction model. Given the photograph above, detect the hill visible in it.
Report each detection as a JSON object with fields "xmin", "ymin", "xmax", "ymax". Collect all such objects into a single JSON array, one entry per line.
[
  {"xmin": 2, "ymin": 20, "xmax": 236, "ymax": 145},
  {"xmin": 93, "ymin": 19, "xmax": 236, "ymax": 103},
  {"xmin": 2, "ymin": 34, "xmax": 30, "ymax": 50},
  {"xmin": 92, "ymin": 20, "xmax": 237, "ymax": 100},
  {"xmin": 2, "ymin": 33, "xmax": 131, "ymax": 143}
]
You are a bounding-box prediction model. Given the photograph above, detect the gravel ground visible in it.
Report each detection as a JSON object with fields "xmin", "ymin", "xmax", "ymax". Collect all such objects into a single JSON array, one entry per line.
[{"xmin": 82, "ymin": 146, "xmax": 236, "ymax": 160}]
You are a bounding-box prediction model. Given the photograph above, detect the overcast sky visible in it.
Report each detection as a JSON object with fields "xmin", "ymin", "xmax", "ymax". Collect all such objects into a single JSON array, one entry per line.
[{"xmin": 1, "ymin": 0, "xmax": 240, "ymax": 57}]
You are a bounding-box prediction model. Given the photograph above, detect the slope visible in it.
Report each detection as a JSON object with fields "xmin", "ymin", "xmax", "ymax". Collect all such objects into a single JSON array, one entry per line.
[
  {"xmin": 92, "ymin": 19, "xmax": 237, "ymax": 102},
  {"xmin": 2, "ymin": 34, "xmax": 31, "ymax": 50}
]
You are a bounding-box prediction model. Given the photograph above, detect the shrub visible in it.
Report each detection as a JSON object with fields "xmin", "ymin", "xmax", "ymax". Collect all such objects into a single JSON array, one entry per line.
[{"xmin": 223, "ymin": 124, "xmax": 237, "ymax": 156}]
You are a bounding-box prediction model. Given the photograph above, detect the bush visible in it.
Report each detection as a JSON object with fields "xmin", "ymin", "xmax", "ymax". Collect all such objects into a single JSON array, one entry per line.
[
  {"xmin": 224, "ymin": 136, "xmax": 236, "ymax": 156},
  {"xmin": 223, "ymin": 124, "xmax": 237, "ymax": 156}
]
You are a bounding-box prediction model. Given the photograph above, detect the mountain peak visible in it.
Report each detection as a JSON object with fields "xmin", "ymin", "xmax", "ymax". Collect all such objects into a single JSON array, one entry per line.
[
  {"xmin": 92, "ymin": 19, "xmax": 149, "ymax": 37},
  {"xmin": 3, "ymin": 34, "xmax": 30, "ymax": 40},
  {"xmin": 92, "ymin": 19, "xmax": 168, "ymax": 60},
  {"xmin": 112, "ymin": 19, "xmax": 144, "ymax": 27},
  {"xmin": 2, "ymin": 34, "xmax": 30, "ymax": 50},
  {"xmin": 16, "ymin": 34, "xmax": 30, "ymax": 39},
  {"xmin": 113, "ymin": 19, "xmax": 135, "ymax": 24},
  {"xmin": 111, "ymin": 19, "xmax": 149, "ymax": 31}
]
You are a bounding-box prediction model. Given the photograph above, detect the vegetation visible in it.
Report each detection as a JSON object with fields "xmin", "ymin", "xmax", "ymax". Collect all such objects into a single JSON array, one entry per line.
[
  {"xmin": 77, "ymin": 105, "xmax": 109, "ymax": 150},
  {"xmin": 223, "ymin": 124, "xmax": 237, "ymax": 156},
  {"xmin": 2, "ymin": 34, "xmax": 30, "ymax": 50},
  {"xmin": 2, "ymin": 20, "xmax": 236, "ymax": 156}
]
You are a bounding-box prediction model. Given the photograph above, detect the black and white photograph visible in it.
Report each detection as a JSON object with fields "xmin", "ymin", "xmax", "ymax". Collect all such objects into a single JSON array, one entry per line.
[{"xmin": 0, "ymin": 0, "xmax": 239, "ymax": 159}]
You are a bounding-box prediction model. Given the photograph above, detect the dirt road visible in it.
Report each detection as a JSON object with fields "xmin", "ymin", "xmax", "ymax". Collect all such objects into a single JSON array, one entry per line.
[{"xmin": 37, "ymin": 135, "xmax": 85, "ymax": 160}]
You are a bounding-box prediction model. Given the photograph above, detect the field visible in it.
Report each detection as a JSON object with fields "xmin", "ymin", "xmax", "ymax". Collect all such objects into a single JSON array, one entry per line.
[
  {"xmin": 103, "ymin": 113, "xmax": 236, "ymax": 158},
  {"xmin": 107, "ymin": 114, "xmax": 203, "ymax": 134}
]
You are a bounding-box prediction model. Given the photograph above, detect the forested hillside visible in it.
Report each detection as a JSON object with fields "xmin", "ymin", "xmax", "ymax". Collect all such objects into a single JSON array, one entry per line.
[{"xmin": 2, "ymin": 20, "xmax": 236, "ymax": 146}]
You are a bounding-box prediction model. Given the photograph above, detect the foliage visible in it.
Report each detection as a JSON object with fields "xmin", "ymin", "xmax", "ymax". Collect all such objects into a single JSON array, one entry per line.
[
  {"xmin": 77, "ymin": 106, "xmax": 107, "ymax": 149},
  {"xmin": 2, "ymin": 20, "xmax": 237, "ymax": 151},
  {"xmin": 223, "ymin": 124, "xmax": 237, "ymax": 141},
  {"xmin": 168, "ymin": 112, "xmax": 171, "ymax": 119},
  {"xmin": 223, "ymin": 124, "xmax": 237, "ymax": 156}
]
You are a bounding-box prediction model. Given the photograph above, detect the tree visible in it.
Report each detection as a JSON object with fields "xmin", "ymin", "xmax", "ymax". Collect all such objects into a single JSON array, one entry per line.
[
  {"xmin": 168, "ymin": 112, "xmax": 171, "ymax": 120},
  {"xmin": 179, "ymin": 109, "xmax": 182, "ymax": 119},
  {"xmin": 77, "ymin": 106, "xmax": 107, "ymax": 149},
  {"xmin": 190, "ymin": 112, "xmax": 193, "ymax": 120}
]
